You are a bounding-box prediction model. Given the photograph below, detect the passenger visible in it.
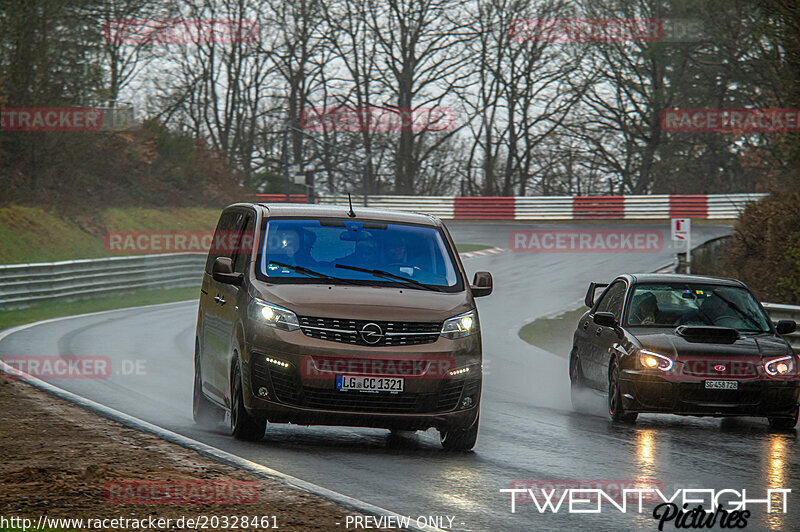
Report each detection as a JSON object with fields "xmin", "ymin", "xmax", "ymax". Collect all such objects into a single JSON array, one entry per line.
[
  {"xmin": 630, "ymin": 292, "xmax": 659, "ymax": 325},
  {"xmin": 384, "ymin": 235, "xmax": 409, "ymax": 264}
]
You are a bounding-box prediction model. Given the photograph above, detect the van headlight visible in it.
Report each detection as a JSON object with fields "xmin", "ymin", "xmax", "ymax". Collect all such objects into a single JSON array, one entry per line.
[
  {"xmin": 249, "ymin": 299, "xmax": 300, "ymax": 332},
  {"xmin": 764, "ymin": 355, "xmax": 795, "ymax": 376},
  {"xmin": 441, "ymin": 311, "xmax": 476, "ymax": 339}
]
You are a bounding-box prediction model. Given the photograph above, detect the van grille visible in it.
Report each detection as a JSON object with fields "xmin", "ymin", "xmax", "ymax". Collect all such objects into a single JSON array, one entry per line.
[
  {"xmin": 251, "ymin": 355, "xmax": 467, "ymax": 414},
  {"xmin": 297, "ymin": 316, "xmax": 441, "ymax": 347}
]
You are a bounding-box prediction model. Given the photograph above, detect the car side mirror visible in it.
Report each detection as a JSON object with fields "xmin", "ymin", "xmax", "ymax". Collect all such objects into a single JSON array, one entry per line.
[
  {"xmin": 471, "ymin": 271, "xmax": 493, "ymax": 297},
  {"xmin": 212, "ymin": 257, "xmax": 243, "ymax": 286},
  {"xmin": 776, "ymin": 320, "xmax": 797, "ymax": 335},
  {"xmin": 593, "ymin": 312, "xmax": 617, "ymax": 328}
]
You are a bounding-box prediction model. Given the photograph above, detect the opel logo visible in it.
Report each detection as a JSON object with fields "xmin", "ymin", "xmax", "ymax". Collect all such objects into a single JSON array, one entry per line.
[
  {"xmin": 714, "ymin": 364, "xmax": 726, "ymax": 372},
  {"xmin": 360, "ymin": 323, "xmax": 384, "ymax": 345}
]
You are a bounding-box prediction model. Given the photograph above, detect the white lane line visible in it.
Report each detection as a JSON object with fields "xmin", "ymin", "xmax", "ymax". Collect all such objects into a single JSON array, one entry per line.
[
  {"xmin": 0, "ymin": 310, "xmax": 444, "ymax": 532},
  {"xmin": 458, "ymin": 247, "xmax": 505, "ymax": 260}
]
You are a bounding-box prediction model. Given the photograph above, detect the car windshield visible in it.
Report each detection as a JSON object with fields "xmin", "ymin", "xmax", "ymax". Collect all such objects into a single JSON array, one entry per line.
[
  {"xmin": 256, "ymin": 218, "xmax": 460, "ymax": 291},
  {"xmin": 626, "ymin": 283, "xmax": 771, "ymax": 332}
]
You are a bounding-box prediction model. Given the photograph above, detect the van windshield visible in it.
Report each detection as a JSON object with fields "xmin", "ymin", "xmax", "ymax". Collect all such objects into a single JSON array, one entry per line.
[{"xmin": 256, "ymin": 218, "xmax": 462, "ymax": 291}]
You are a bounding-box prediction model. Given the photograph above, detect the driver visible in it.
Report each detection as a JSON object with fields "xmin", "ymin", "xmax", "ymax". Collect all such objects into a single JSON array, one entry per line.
[
  {"xmin": 630, "ymin": 292, "xmax": 659, "ymax": 325},
  {"xmin": 266, "ymin": 228, "xmax": 304, "ymax": 270},
  {"xmin": 700, "ymin": 293, "xmax": 736, "ymax": 325}
]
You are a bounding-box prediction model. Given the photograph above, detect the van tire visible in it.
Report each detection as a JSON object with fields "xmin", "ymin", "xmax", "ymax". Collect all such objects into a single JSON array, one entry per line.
[
  {"xmin": 230, "ymin": 359, "xmax": 266, "ymax": 441},
  {"xmin": 440, "ymin": 414, "xmax": 479, "ymax": 451}
]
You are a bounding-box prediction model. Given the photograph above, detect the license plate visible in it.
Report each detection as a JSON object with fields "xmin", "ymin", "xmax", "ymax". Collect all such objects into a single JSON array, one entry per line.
[
  {"xmin": 705, "ymin": 380, "xmax": 739, "ymax": 390},
  {"xmin": 336, "ymin": 375, "xmax": 404, "ymax": 392}
]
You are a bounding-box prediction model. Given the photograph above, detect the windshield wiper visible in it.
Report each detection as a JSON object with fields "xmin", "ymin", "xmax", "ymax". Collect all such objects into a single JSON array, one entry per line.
[
  {"xmin": 334, "ymin": 263, "xmax": 443, "ymax": 292},
  {"xmin": 713, "ymin": 292, "xmax": 767, "ymax": 332},
  {"xmin": 268, "ymin": 260, "xmax": 356, "ymax": 284}
]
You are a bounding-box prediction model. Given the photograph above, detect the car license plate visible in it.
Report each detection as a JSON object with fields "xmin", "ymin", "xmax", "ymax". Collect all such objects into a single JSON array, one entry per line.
[
  {"xmin": 336, "ymin": 375, "xmax": 404, "ymax": 392},
  {"xmin": 705, "ymin": 380, "xmax": 739, "ymax": 390}
]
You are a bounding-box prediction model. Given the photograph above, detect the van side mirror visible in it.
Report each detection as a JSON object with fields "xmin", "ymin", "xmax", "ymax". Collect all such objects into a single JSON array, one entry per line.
[
  {"xmin": 776, "ymin": 320, "xmax": 797, "ymax": 335},
  {"xmin": 212, "ymin": 257, "xmax": 243, "ymax": 286},
  {"xmin": 471, "ymin": 271, "xmax": 493, "ymax": 297},
  {"xmin": 593, "ymin": 312, "xmax": 617, "ymax": 329}
]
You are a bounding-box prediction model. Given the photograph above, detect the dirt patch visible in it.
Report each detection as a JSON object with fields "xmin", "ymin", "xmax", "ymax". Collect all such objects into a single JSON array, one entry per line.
[{"xmin": 0, "ymin": 378, "xmax": 386, "ymax": 531}]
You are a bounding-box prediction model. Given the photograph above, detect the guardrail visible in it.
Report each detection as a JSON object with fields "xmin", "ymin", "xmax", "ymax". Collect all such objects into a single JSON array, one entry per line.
[
  {"xmin": 3, "ymin": 250, "xmax": 798, "ymax": 352},
  {"xmin": 763, "ymin": 303, "xmax": 800, "ymax": 353},
  {"xmin": 0, "ymin": 254, "xmax": 206, "ymax": 310},
  {"xmin": 307, "ymin": 193, "xmax": 766, "ymax": 220}
]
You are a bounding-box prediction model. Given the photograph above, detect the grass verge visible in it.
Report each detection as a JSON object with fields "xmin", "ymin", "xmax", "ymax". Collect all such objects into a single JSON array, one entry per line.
[
  {"xmin": 0, "ymin": 286, "xmax": 199, "ymax": 331},
  {"xmin": 518, "ymin": 307, "xmax": 586, "ymax": 359}
]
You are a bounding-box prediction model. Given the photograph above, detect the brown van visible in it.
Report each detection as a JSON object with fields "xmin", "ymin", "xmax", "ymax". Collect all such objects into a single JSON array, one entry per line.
[{"xmin": 193, "ymin": 203, "xmax": 492, "ymax": 450}]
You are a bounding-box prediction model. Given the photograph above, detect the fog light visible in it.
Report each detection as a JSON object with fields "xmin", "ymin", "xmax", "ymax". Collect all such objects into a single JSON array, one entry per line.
[
  {"xmin": 450, "ymin": 367, "xmax": 470, "ymax": 376},
  {"xmin": 257, "ymin": 387, "xmax": 269, "ymax": 398},
  {"xmin": 461, "ymin": 396, "xmax": 473, "ymax": 408}
]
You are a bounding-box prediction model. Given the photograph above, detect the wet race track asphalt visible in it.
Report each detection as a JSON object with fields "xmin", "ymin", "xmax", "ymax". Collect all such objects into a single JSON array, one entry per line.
[{"xmin": 2, "ymin": 221, "xmax": 797, "ymax": 531}]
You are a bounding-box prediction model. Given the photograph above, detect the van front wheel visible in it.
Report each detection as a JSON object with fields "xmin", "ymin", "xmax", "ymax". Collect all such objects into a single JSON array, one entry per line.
[
  {"xmin": 230, "ymin": 360, "xmax": 266, "ymax": 441},
  {"xmin": 440, "ymin": 414, "xmax": 479, "ymax": 451}
]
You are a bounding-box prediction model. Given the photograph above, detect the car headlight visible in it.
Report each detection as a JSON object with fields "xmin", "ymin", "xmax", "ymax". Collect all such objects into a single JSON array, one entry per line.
[
  {"xmin": 440, "ymin": 310, "xmax": 476, "ymax": 339},
  {"xmin": 638, "ymin": 349, "xmax": 674, "ymax": 371},
  {"xmin": 764, "ymin": 355, "xmax": 795, "ymax": 376},
  {"xmin": 249, "ymin": 299, "xmax": 300, "ymax": 332}
]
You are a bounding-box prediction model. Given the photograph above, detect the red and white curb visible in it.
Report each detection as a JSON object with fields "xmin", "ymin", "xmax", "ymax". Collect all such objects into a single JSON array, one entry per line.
[
  {"xmin": 0, "ymin": 307, "xmax": 444, "ymax": 532},
  {"xmin": 459, "ymin": 247, "xmax": 505, "ymax": 260}
]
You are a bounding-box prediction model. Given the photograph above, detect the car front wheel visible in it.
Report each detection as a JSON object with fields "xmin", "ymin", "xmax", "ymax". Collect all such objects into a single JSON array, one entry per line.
[
  {"xmin": 768, "ymin": 408, "xmax": 799, "ymax": 430},
  {"xmin": 608, "ymin": 360, "xmax": 637, "ymax": 424}
]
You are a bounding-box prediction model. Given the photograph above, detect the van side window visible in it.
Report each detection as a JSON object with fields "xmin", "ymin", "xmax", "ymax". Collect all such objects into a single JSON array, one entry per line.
[
  {"xmin": 595, "ymin": 281, "xmax": 627, "ymax": 321},
  {"xmin": 205, "ymin": 211, "xmax": 244, "ymax": 274}
]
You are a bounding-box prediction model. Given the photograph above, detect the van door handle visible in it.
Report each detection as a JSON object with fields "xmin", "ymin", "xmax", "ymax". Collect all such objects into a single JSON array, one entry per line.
[
  {"xmin": 214, "ymin": 296, "xmax": 226, "ymax": 305},
  {"xmin": 595, "ymin": 328, "xmax": 602, "ymax": 337},
  {"xmin": 582, "ymin": 321, "xmax": 589, "ymax": 331}
]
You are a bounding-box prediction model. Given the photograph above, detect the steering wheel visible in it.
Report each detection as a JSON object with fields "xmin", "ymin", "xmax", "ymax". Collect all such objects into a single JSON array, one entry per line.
[
  {"xmin": 713, "ymin": 316, "xmax": 740, "ymax": 329},
  {"xmin": 674, "ymin": 312, "xmax": 713, "ymax": 326}
]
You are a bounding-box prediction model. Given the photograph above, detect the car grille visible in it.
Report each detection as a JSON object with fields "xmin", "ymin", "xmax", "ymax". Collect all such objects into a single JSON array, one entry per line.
[
  {"xmin": 251, "ymin": 355, "xmax": 470, "ymax": 414},
  {"xmin": 679, "ymin": 360, "xmax": 758, "ymax": 378},
  {"xmin": 297, "ymin": 315, "xmax": 442, "ymax": 347}
]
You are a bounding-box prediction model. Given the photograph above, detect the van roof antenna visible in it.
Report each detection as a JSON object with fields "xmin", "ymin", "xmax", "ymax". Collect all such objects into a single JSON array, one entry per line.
[{"xmin": 347, "ymin": 193, "xmax": 357, "ymax": 218}]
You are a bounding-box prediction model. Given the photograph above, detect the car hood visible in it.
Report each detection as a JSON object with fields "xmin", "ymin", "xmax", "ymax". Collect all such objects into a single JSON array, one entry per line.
[
  {"xmin": 634, "ymin": 329, "xmax": 790, "ymax": 359},
  {"xmin": 250, "ymin": 282, "xmax": 473, "ymax": 322}
]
